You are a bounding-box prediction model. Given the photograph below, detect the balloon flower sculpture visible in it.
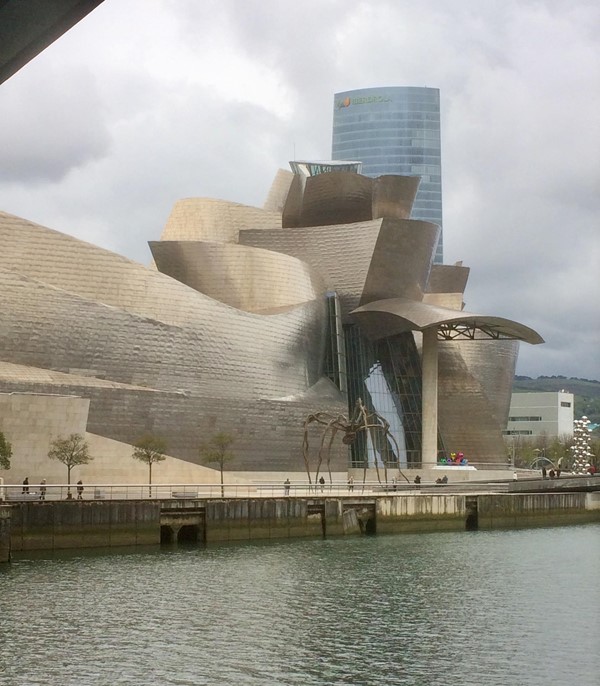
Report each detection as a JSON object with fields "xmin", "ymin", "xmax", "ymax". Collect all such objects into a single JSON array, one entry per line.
[{"xmin": 439, "ymin": 451, "xmax": 468, "ymax": 466}]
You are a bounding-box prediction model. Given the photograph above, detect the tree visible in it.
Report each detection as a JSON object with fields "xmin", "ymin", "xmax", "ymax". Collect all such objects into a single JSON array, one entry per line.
[
  {"xmin": 0, "ymin": 431, "xmax": 12, "ymax": 470},
  {"xmin": 48, "ymin": 433, "xmax": 92, "ymax": 497},
  {"xmin": 132, "ymin": 435, "xmax": 167, "ymax": 496},
  {"xmin": 199, "ymin": 432, "xmax": 235, "ymax": 497}
]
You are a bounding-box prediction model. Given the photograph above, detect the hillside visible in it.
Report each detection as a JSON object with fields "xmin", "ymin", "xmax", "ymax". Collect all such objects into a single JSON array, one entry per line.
[{"xmin": 513, "ymin": 376, "xmax": 600, "ymax": 425}]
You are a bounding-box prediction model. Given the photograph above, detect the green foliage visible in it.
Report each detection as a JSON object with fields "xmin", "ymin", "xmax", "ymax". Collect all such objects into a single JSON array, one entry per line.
[
  {"xmin": 199, "ymin": 432, "xmax": 235, "ymax": 496},
  {"xmin": 504, "ymin": 434, "xmax": 572, "ymax": 469},
  {"xmin": 48, "ymin": 433, "xmax": 92, "ymax": 483},
  {"xmin": 132, "ymin": 435, "xmax": 167, "ymax": 486},
  {"xmin": 0, "ymin": 430, "xmax": 12, "ymax": 470}
]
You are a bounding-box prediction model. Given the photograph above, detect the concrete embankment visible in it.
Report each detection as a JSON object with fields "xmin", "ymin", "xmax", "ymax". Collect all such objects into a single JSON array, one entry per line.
[{"xmin": 1, "ymin": 492, "xmax": 599, "ymax": 559}]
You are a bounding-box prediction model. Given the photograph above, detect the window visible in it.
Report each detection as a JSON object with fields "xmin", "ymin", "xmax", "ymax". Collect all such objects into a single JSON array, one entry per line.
[{"xmin": 561, "ymin": 401, "xmax": 571, "ymax": 407}]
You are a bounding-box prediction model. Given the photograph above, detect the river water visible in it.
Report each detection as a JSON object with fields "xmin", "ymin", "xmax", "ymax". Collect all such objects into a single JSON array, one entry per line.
[{"xmin": 1, "ymin": 524, "xmax": 598, "ymax": 686}]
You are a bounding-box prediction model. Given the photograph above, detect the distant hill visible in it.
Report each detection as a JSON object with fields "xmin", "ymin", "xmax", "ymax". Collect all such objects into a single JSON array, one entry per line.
[{"xmin": 512, "ymin": 376, "xmax": 600, "ymax": 426}]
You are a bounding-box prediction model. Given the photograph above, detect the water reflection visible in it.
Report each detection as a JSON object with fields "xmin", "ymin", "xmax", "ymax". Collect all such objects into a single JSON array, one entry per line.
[{"xmin": 1, "ymin": 525, "xmax": 598, "ymax": 685}]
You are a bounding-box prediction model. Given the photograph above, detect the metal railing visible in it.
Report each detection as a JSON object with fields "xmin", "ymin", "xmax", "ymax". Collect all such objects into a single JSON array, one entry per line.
[{"xmin": 0, "ymin": 479, "xmax": 496, "ymax": 502}]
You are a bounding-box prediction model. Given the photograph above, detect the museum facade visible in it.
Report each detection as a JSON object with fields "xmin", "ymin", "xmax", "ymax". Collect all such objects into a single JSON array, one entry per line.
[{"xmin": 0, "ymin": 166, "xmax": 542, "ymax": 478}]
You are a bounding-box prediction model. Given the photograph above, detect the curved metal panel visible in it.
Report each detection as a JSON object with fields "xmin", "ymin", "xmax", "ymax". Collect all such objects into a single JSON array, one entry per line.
[
  {"xmin": 437, "ymin": 340, "xmax": 519, "ymax": 463},
  {"xmin": 0, "ymin": 266, "xmax": 327, "ymax": 400},
  {"xmin": 160, "ymin": 198, "xmax": 281, "ymax": 243},
  {"xmin": 361, "ymin": 219, "xmax": 440, "ymax": 304},
  {"xmin": 239, "ymin": 219, "xmax": 383, "ymax": 319},
  {"xmin": 281, "ymin": 173, "xmax": 305, "ymax": 228},
  {"xmin": 263, "ymin": 168, "xmax": 294, "ymax": 213},
  {"xmin": 426, "ymin": 263, "xmax": 470, "ymax": 295},
  {"xmin": 299, "ymin": 172, "xmax": 374, "ymax": 227},
  {"xmin": 150, "ymin": 240, "xmax": 325, "ymax": 312},
  {"xmin": 372, "ymin": 175, "xmax": 421, "ymax": 220}
]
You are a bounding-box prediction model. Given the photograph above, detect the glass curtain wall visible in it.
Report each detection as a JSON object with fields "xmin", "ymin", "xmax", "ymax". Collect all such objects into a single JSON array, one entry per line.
[{"xmin": 344, "ymin": 325, "xmax": 424, "ymax": 469}]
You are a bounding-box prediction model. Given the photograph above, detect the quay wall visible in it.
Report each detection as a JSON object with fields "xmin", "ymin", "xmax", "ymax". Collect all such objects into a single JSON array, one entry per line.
[
  {"xmin": 476, "ymin": 492, "xmax": 600, "ymax": 529},
  {"xmin": 1, "ymin": 506, "xmax": 10, "ymax": 561},
  {"xmin": 8, "ymin": 501, "xmax": 161, "ymax": 553},
  {"xmin": 2, "ymin": 492, "xmax": 599, "ymax": 557}
]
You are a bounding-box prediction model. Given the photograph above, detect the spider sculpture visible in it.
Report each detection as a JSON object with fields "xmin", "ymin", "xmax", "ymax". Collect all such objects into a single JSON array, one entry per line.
[{"xmin": 302, "ymin": 397, "xmax": 409, "ymax": 486}]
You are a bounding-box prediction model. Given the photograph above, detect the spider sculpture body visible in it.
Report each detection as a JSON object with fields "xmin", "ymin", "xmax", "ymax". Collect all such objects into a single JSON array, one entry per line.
[{"xmin": 302, "ymin": 398, "xmax": 409, "ymax": 486}]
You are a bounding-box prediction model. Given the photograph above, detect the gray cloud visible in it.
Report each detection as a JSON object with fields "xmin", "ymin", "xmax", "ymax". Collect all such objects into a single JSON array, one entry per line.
[{"xmin": 0, "ymin": 0, "xmax": 598, "ymax": 379}]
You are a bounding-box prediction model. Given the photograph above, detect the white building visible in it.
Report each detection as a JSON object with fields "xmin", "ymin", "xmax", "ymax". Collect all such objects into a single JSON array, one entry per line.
[{"xmin": 504, "ymin": 391, "xmax": 574, "ymax": 439}]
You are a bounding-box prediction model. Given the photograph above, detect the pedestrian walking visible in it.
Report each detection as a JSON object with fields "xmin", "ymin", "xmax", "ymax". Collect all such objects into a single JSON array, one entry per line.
[
  {"xmin": 347, "ymin": 475, "xmax": 354, "ymax": 492},
  {"xmin": 76, "ymin": 480, "xmax": 84, "ymax": 500},
  {"xmin": 39, "ymin": 479, "xmax": 47, "ymax": 500},
  {"xmin": 22, "ymin": 477, "xmax": 29, "ymax": 494}
]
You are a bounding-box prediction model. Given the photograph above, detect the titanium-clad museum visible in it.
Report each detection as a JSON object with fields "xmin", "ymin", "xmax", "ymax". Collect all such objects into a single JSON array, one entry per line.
[{"xmin": 0, "ymin": 165, "xmax": 542, "ymax": 479}]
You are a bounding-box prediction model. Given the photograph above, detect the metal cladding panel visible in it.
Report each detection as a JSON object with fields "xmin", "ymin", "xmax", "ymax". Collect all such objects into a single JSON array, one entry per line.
[
  {"xmin": 371, "ymin": 175, "xmax": 420, "ymax": 220},
  {"xmin": 0, "ymin": 378, "xmax": 348, "ymax": 470},
  {"xmin": 150, "ymin": 240, "xmax": 325, "ymax": 312},
  {"xmin": 160, "ymin": 199, "xmax": 282, "ymax": 243},
  {"xmin": 239, "ymin": 219, "xmax": 383, "ymax": 319},
  {"xmin": 0, "ymin": 267, "xmax": 326, "ymax": 400},
  {"xmin": 360, "ymin": 219, "xmax": 439, "ymax": 305},
  {"xmin": 263, "ymin": 168, "xmax": 294, "ymax": 213},
  {"xmin": 437, "ymin": 341, "xmax": 515, "ymax": 463},
  {"xmin": 457, "ymin": 339, "xmax": 519, "ymax": 426},
  {"xmin": 0, "ymin": 361, "xmax": 160, "ymax": 393},
  {"xmin": 0, "ymin": 211, "xmax": 251, "ymax": 328},
  {"xmin": 283, "ymin": 171, "xmax": 421, "ymax": 229},
  {"xmin": 299, "ymin": 172, "xmax": 374, "ymax": 227},
  {"xmin": 282, "ymin": 174, "xmax": 306, "ymax": 228},
  {"xmin": 426, "ymin": 264, "xmax": 470, "ymax": 295}
]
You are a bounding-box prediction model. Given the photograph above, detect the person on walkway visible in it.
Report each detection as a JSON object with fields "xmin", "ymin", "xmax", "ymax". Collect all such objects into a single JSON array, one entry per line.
[
  {"xmin": 319, "ymin": 475, "xmax": 325, "ymax": 493},
  {"xmin": 284, "ymin": 478, "xmax": 290, "ymax": 496},
  {"xmin": 541, "ymin": 466, "xmax": 547, "ymax": 480},
  {"xmin": 76, "ymin": 480, "xmax": 84, "ymax": 500},
  {"xmin": 441, "ymin": 475, "xmax": 448, "ymax": 484},
  {"xmin": 347, "ymin": 475, "xmax": 354, "ymax": 492},
  {"xmin": 39, "ymin": 479, "xmax": 47, "ymax": 501},
  {"xmin": 557, "ymin": 457, "xmax": 563, "ymax": 477},
  {"xmin": 22, "ymin": 477, "xmax": 29, "ymax": 494}
]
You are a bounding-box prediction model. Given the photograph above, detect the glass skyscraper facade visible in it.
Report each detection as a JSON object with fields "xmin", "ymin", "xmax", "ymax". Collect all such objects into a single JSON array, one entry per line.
[{"xmin": 332, "ymin": 86, "xmax": 443, "ymax": 264}]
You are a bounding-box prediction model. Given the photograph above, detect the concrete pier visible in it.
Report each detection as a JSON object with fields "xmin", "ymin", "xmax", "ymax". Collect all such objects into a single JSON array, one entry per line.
[{"xmin": 1, "ymin": 491, "xmax": 599, "ymax": 558}]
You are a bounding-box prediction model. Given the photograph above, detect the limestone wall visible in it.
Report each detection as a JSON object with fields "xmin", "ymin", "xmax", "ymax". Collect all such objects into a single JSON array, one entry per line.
[{"xmin": 0, "ymin": 392, "xmax": 89, "ymax": 484}]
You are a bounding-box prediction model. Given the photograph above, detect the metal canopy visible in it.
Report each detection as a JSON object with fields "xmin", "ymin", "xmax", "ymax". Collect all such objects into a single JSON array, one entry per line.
[{"xmin": 351, "ymin": 297, "xmax": 544, "ymax": 344}]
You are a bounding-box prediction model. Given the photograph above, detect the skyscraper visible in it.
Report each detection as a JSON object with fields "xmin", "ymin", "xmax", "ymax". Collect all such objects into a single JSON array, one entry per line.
[{"xmin": 332, "ymin": 86, "xmax": 443, "ymax": 263}]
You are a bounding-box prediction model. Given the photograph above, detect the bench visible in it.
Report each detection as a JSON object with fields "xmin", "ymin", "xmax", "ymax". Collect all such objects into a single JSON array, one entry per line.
[
  {"xmin": 171, "ymin": 491, "xmax": 198, "ymax": 499},
  {"xmin": 5, "ymin": 492, "xmax": 40, "ymax": 502}
]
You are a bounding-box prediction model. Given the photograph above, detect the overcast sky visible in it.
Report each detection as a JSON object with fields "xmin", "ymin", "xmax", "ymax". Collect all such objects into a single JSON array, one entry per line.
[{"xmin": 1, "ymin": 0, "xmax": 598, "ymax": 380}]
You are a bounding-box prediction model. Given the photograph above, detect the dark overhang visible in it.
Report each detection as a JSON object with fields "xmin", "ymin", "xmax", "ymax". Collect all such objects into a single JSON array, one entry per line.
[
  {"xmin": 351, "ymin": 297, "xmax": 544, "ymax": 344},
  {"xmin": 0, "ymin": 0, "xmax": 104, "ymax": 85}
]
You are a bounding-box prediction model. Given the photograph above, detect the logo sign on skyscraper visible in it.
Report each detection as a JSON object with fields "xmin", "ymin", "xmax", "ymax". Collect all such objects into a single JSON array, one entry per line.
[{"xmin": 336, "ymin": 94, "xmax": 391, "ymax": 109}]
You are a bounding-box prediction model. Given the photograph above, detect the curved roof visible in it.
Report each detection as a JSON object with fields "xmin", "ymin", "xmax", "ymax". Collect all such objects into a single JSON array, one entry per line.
[{"xmin": 351, "ymin": 297, "xmax": 544, "ymax": 344}]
